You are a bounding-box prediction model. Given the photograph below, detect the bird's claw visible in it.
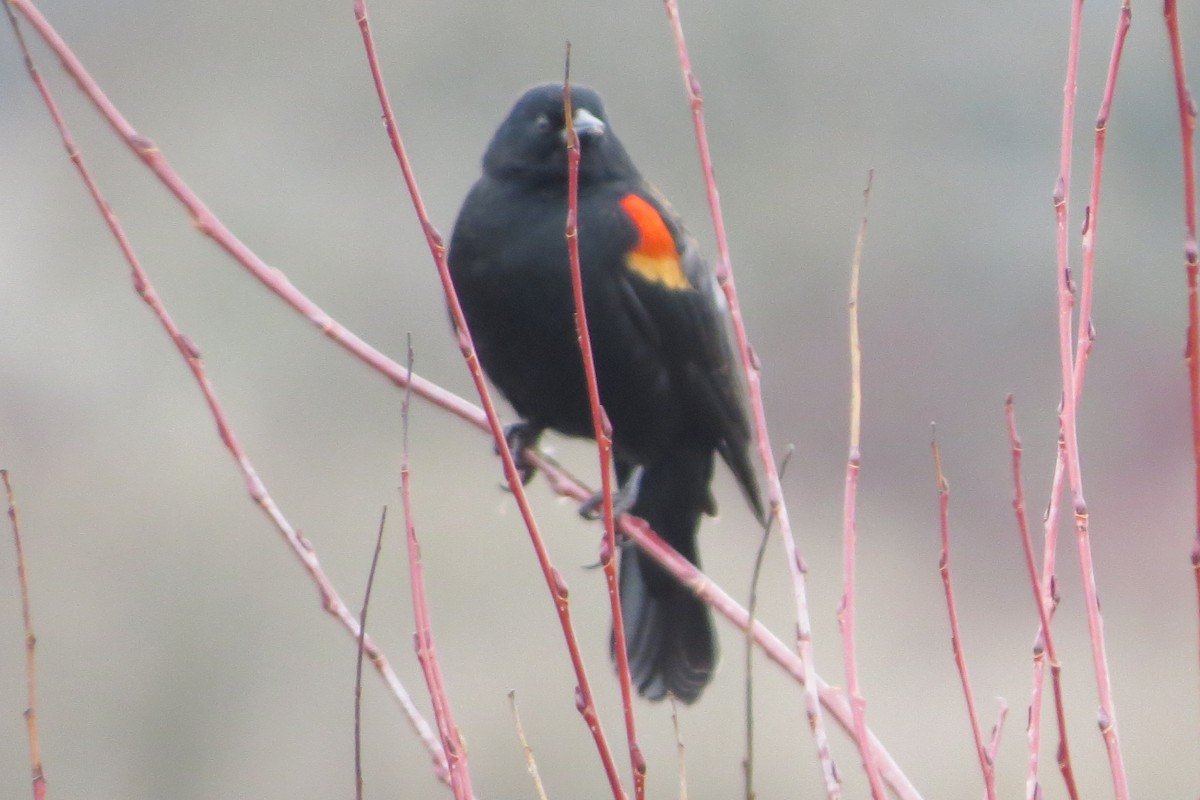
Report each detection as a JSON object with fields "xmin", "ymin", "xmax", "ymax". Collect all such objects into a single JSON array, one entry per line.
[
  {"xmin": 497, "ymin": 421, "xmax": 543, "ymax": 488},
  {"xmin": 578, "ymin": 464, "xmax": 645, "ymax": 520}
]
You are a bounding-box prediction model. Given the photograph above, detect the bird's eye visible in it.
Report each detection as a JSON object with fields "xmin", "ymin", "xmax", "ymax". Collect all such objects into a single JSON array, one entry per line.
[{"xmin": 534, "ymin": 113, "xmax": 551, "ymax": 132}]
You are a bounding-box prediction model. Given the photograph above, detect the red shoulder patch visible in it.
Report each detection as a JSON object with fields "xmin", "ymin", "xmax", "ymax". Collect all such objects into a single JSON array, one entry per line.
[{"xmin": 618, "ymin": 194, "xmax": 690, "ymax": 290}]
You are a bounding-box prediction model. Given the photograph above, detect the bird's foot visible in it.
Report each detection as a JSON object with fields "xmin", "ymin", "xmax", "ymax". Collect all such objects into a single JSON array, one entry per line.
[
  {"xmin": 578, "ymin": 464, "xmax": 645, "ymax": 521},
  {"xmin": 497, "ymin": 421, "xmax": 544, "ymax": 487},
  {"xmin": 581, "ymin": 524, "xmax": 638, "ymax": 570}
]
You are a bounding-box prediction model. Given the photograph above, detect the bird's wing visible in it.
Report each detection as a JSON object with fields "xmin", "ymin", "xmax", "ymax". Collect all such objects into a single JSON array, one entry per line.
[{"xmin": 613, "ymin": 188, "xmax": 764, "ymax": 522}]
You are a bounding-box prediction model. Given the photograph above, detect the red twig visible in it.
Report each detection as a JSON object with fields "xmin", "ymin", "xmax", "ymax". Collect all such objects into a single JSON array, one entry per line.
[
  {"xmin": 352, "ymin": 4, "xmax": 625, "ymax": 796},
  {"xmin": 3, "ymin": 470, "xmax": 46, "ymax": 800},
  {"xmin": 930, "ymin": 436, "xmax": 994, "ymax": 800},
  {"xmin": 1163, "ymin": 0, "xmax": 1200, "ymax": 684},
  {"xmin": 354, "ymin": 508, "xmax": 387, "ymax": 800},
  {"xmin": 3, "ymin": 3, "xmax": 454, "ymax": 787},
  {"xmin": 836, "ymin": 173, "xmax": 884, "ymax": 799},
  {"xmin": 1027, "ymin": 433, "xmax": 1068, "ymax": 800},
  {"xmin": 401, "ymin": 347, "xmax": 474, "ymax": 800},
  {"xmin": 508, "ymin": 692, "xmax": 550, "ymax": 800},
  {"xmin": 669, "ymin": 697, "xmax": 689, "ymax": 800},
  {"xmin": 1052, "ymin": 2, "xmax": 1130, "ymax": 794},
  {"xmin": 1005, "ymin": 398, "xmax": 1078, "ymax": 800},
  {"xmin": 985, "ymin": 700, "xmax": 1008, "ymax": 775},
  {"xmin": 660, "ymin": 3, "xmax": 840, "ymax": 795},
  {"xmin": 562, "ymin": 61, "xmax": 644, "ymax": 800},
  {"xmin": 743, "ymin": 447, "xmax": 792, "ymax": 800},
  {"xmin": 1032, "ymin": 15, "xmax": 1084, "ymax": 772}
]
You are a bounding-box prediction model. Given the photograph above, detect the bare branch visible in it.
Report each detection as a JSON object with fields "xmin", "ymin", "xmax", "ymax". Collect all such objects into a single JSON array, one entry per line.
[
  {"xmin": 1005, "ymin": 398, "xmax": 1078, "ymax": 800},
  {"xmin": 562, "ymin": 55, "xmax": 644, "ymax": 800},
  {"xmin": 743, "ymin": 445, "xmax": 792, "ymax": 800},
  {"xmin": 1051, "ymin": 2, "xmax": 1131, "ymax": 794},
  {"xmin": 669, "ymin": 696, "xmax": 689, "ymax": 800},
  {"xmin": 354, "ymin": 507, "xmax": 387, "ymax": 800},
  {"xmin": 930, "ymin": 434, "xmax": 994, "ymax": 800},
  {"xmin": 3, "ymin": 469, "xmax": 46, "ymax": 800},
  {"xmin": 660, "ymin": 3, "xmax": 842, "ymax": 796},
  {"xmin": 1162, "ymin": 0, "xmax": 1200, "ymax": 688},
  {"xmin": 402, "ymin": 342, "xmax": 474, "ymax": 799},
  {"xmin": 836, "ymin": 172, "xmax": 884, "ymax": 799},
  {"xmin": 508, "ymin": 692, "xmax": 550, "ymax": 800}
]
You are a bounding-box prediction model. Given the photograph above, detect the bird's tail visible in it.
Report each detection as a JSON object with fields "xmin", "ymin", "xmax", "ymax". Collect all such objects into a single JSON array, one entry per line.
[{"xmin": 614, "ymin": 446, "xmax": 715, "ymax": 703}]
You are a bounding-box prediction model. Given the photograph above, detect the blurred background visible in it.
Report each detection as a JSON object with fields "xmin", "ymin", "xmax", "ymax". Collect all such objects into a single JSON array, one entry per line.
[{"xmin": 2, "ymin": 1, "xmax": 1198, "ymax": 797}]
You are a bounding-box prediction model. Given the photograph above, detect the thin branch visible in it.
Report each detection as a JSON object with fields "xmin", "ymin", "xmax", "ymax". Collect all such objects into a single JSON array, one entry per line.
[
  {"xmin": 1052, "ymin": 2, "xmax": 1131, "ymax": 794},
  {"xmin": 930, "ymin": 434, "xmax": 993, "ymax": 800},
  {"xmin": 743, "ymin": 517, "xmax": 769, "ymax": 800},
  {"xmin": 1162, "ymin": 0, "xmax": 1200, "ymax": 686},
  {"xmin": 1026, "ymin": 1, "xmax": 1084, "ymax": 784},
  {"xmin": 508, "ymin": 692, "xmax": 550, "ymax": 800},
  {"xmin": 355, "ymin": 507, "xmax": 387, "ymax": 800},
  {"xmin": 352, "ymin": 5, "xmax": 625, "ymax": 795},
  {"xmin": 2, "ymin": 4, "xmax": 452, "ymax": 786},
  {"xmin": 562, "ymin": 55, "xmax": 644, "ymax": 800},
  {"xmin": 660, "ymin": 3, "xmax": 840, "ymax": 795},
  {"xmin": 402, "ymin": 343, "xmax": 474, "ymax": 799},
  {"xmin": 744, "ymin": 444, "xmax": 792, "ymax": 800},
  {"xmin": 669, "ymin": 696, "xmax": 689, "ymax": 800},
  {"xmin": 1027, "ymin": 434, "xmax": 1070, "ymax": 800},
  {"xmin": 1005, "ymin": 398, "xmax": 1078, "ymax": 800},
  {"xmin": 3, "ymin": 470, "xmax": 46, "ymax": 800},
  {"xmin": 837, "ymin": 171, "xmax": 884, "ymax": 800},
  {"xmin": 985, "ymin": 700, "xmax": 1008, "ymax": 772}
]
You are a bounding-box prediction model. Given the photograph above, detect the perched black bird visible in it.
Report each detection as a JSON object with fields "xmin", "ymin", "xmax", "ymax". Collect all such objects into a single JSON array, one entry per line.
[{"xmin": 448, "ymin": 83, "xmax": 762, "ymax": 703}]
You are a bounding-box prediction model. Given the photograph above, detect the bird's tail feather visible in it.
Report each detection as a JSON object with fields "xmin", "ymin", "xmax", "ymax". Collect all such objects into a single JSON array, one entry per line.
[{"xmin": 613, "ymin": 447, "xmax": 716, "ymax": 703}]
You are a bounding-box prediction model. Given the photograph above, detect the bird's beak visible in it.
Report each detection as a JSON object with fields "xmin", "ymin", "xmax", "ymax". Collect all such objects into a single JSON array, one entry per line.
[{"xmin": 565, "ymin": 108, "xmax": 606, "ymax": 141}]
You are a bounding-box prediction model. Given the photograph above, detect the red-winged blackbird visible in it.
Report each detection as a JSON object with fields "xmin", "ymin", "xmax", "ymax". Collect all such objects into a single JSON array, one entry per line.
[{"xmin": 449, "ymin": 83, "xmax": 762, "ymax": 703}]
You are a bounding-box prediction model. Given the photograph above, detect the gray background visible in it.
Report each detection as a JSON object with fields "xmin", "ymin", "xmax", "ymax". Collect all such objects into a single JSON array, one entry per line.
[{"xmin": 2, "ymin": 1, "xmax": 1198, "ymax": 797}]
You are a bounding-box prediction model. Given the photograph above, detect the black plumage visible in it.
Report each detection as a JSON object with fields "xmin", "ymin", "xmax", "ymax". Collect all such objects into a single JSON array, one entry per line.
[{"xmin": 448, "ymin": 83, "xmax": 762, "ymax": 702}]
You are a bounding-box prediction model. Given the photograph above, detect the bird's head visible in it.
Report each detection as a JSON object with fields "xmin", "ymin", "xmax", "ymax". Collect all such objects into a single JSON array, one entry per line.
[{"xmin": 482, "ymin": 83, "xmax": 638, "ymax": 188}]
